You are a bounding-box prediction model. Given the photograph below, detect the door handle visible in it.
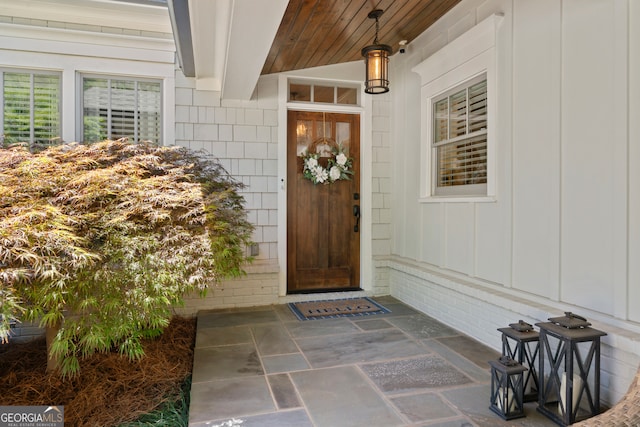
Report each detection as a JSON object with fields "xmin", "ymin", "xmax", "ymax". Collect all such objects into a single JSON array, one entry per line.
[{"xmin": 353, "ymin": 204, "xmax": 360, "ymax": 232}]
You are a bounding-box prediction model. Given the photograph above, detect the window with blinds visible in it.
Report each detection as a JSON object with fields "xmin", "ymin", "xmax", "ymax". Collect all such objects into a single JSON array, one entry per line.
[
  {"xmin": 1, "ymin": 70, "xmax": 61, "ymax": 146},
  {"xmin": 432, "ymin": 75, "xmax": 487, "ymax": 196},
  {"xmin": 82, "ymin": 76, "xmax": 162, "ymax": 144}
]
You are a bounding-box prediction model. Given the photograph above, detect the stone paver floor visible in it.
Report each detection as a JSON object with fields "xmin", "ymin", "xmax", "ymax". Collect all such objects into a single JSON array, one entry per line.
[{"xmin": 189, "ymin": 296, "xmax": 557, "ymax": 427}]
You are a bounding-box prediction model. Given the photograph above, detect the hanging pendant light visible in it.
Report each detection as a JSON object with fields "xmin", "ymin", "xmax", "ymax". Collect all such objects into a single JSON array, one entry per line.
[{"xmin": 361, "ymin": 9, "xmax": 392, "ymax": 94}]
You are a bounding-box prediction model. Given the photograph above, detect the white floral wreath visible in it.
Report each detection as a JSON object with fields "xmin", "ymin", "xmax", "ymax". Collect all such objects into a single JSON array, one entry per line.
[{"xmin": 301, "ymin": 145, "xmax": 353, "ymax": 185}]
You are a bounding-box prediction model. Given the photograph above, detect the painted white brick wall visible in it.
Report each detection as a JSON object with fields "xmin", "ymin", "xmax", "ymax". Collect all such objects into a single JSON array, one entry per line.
[
  {"xmin": 384, "ymin": 256, "xmax": 640, "ymax": 408},
  {"xmin": 177, "ymin": 266, "xmax": 280, "ymax": 314}
]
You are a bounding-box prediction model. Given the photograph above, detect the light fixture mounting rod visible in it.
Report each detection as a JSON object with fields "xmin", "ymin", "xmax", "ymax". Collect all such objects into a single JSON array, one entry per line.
[{"xmin": 367, "ymin": 9, "xmax": 384, "ymax": 44}]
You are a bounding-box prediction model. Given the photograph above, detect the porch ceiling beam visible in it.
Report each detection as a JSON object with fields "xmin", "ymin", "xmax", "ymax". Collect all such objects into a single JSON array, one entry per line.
[
  {"xmin": 221, "ymin": 0, "xmax": 289, "ymax": 99},
  {"xmin": 169, "ymin": 0, "xmax": 287, "ymax": 98},
  {"xmin": 167, "ymin": 0, "xmax": 195, "ymax": 77}
]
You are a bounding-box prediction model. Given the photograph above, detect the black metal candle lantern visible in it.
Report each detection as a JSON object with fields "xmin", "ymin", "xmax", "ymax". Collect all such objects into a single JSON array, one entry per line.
[
  {"xmin": 489, "ymin": 356, "xmax": 528, "ymax": 420},
  {"xmin": 498, "ymin": 320, "xmax": 540, "ymax": 402},
  {"xmin": 536, "ymin": 312, "xmax": 607, "ymax": 426}
]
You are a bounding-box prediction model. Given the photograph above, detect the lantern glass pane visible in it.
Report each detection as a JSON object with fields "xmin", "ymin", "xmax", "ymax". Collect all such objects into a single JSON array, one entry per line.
[{"xmin": 364, "ymin": 48, "xmax": 389, "ymax": 93}]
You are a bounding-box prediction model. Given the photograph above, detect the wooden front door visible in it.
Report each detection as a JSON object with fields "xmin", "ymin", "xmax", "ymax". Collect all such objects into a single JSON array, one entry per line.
[{"xmin": 287, "ymin": 110, "xmax": 360, "ymax": 293}]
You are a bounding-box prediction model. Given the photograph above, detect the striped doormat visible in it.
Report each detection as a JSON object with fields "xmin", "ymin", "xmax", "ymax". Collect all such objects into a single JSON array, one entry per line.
[{"xmin": 288, "ymin": 297, "xmax": 390, "ymax": 321}]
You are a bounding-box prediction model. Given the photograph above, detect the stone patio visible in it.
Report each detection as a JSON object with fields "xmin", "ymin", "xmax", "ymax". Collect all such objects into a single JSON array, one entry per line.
[{"xmin": 188, "ymin": 296, "xmax": 558, "ymax": 427}]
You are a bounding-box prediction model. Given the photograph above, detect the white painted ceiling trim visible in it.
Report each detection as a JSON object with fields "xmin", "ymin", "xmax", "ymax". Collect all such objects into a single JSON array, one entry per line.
[
  {"xmin": 0, "ymin": 23, "xmax": 175, "ymax": 63},
  {"xmin": 183, "ymin": 0, "xmax": 288, "ymax": 98},
  {"xmin": 4, "ymin": 0, "xmax": 288, "ymax": 100},
  {"xmin": 221, "ymin": 0, "xmax": 289, "ymax": 99},
  {"xmin": 0, "ymin": 0, "xmax": 172, "ymax": 34}
]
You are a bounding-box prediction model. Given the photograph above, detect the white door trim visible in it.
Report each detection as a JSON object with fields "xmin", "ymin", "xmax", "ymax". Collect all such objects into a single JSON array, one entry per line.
[{"xmin": 277, "ymin": 74, "xmax": 373, "ymax": 296}]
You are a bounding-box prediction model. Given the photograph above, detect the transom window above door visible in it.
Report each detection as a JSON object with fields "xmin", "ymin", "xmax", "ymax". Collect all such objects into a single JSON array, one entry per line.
[{"xmin": 288, "ymin": 81, "xmax": 359, "ymax": 106}]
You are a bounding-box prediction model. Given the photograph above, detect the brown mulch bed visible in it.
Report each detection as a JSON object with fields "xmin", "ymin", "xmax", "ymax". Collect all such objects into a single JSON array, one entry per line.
[{"xmin": 0, "ymin": 316, "xmax": 196, "ymax": 427}]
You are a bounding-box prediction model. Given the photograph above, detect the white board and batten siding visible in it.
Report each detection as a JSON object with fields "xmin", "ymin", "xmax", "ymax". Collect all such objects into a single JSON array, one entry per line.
[{"xmin": 389, "ymin": 0, "xmax": 640, "ymax": 405}]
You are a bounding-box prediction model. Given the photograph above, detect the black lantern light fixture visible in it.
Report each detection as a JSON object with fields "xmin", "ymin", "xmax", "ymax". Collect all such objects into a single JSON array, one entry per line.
[
  {"xmin": 498, "ymin": 320, "xmax": 540, "ymax": 403},
  {"xmin": 361, "ymin": 9, "xmax": 392, "ymax": 94},
  {"xmin": 489, "ymin": 356, "xmax": 528, "ymax": 420},
  {"xmin": 536, "ymin": 312, "xmax": 607, "ymax": 426}
]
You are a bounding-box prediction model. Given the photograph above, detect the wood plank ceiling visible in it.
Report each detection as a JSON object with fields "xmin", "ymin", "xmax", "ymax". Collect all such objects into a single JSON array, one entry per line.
[{"xmin": 262, "ymin": 0, "xmax": 462, "ymax": 75}]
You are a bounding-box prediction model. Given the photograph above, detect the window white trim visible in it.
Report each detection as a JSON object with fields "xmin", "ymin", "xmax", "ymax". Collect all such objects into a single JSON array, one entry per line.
[
  {"xmin": 277, "ymin": 74, "xmax": 372, "ymax": 296},
  {"xmin": 413, "ymin": 14, "xmax": 503, "ymax": 202}
]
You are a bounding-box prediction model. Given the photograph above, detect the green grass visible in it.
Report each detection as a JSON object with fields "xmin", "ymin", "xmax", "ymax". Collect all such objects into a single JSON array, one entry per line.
[{"xmin": 119, "ymin": 375, "xmax": 192, "ymax": 427}]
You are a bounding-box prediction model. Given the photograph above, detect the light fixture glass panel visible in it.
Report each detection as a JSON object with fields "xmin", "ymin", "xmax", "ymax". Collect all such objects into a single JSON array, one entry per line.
[{"xmin": 363, "ymin": 47, "xmax": 390, "ymax": 94}]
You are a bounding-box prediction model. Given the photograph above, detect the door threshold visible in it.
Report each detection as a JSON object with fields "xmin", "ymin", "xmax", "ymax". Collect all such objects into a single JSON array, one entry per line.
[
  {"xmin": 287, "ymin": 287, "xmax": 362, "ymax": 295},
  {"xmin": 281, "ymin": 289, "xmax": 372, "ymax": 305}
]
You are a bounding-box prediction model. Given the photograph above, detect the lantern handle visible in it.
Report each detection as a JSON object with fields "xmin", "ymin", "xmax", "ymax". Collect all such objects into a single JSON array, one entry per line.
[
  {"xmin": 499, "ymin": 356, "xmax": 519, "ymax": 367},
  {"xmin": 564, "ymin": 311, "xmax": 587, "ymax": 322},
  {"xmin": 509, "ymin": 320, "xmax": 533, "ymax": 332}
]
